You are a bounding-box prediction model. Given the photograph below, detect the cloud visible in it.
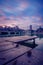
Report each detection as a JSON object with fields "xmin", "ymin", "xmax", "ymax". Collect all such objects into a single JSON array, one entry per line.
[
  {"xmin": 0, "ymin": 0, "xmax": 43, "ymax": 29},
  {"xmin": 1, "ymin": 0, "xmax": 29, "ymax": 15},
  {"xmin": 31, "ymin": 16, "xmax": 41, "ymax": 21},
  {"xmin": 0, "ymin": 10, "xmax": 5, "ymax": 16},
  {"xmin": 0, "ymin": 15, "xmax": 6, "ymax": 21},
  {"xmin": 0, "ymin": 15, "xmax": 43, "ymax": 29},
  {"xmin": 16, "ymin": 2, "xmax": 28, "ymax": 11}
]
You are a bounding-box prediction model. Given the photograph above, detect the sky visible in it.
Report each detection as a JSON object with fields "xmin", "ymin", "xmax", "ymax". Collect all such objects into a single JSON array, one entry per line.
[{"xmin": 0, "ymin": 0, "xmax": 43, "ymax": 30}]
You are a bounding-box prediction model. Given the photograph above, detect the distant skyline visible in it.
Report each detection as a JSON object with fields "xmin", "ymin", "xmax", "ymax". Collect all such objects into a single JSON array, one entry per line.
[{"xmin": 0, "ymin": 0, "xmax": 43, "ymax": 30}]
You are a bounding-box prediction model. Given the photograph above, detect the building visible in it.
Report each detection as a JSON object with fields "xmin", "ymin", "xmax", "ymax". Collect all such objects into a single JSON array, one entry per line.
[{"xmin": 36, "ymin": 27, "xmax": 43, "ymax": 34}]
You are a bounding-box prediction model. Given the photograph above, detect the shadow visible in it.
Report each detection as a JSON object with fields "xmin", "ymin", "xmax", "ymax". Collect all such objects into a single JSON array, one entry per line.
[
  {"xmin": 0, "ymin": 58, "xmax": 6, "ymax": 60},
  {"xmin": 27, "ymin": 50, "xmax": 32, "ymax": 57},
  {"xmin": 15, "ymin": 44, "xmax": 19, "ymax": 48},
  {"xmin": 13, "ymin": 60, "xmax": 17, "ymax": 65},
  {"xmin": 17, "ymin": 41, "xmax": 38, "ymax": 48}
]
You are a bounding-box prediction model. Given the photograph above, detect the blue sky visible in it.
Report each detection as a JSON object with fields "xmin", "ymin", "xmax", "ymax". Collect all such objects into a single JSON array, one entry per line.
[{"xmin": 0, "ymin": 0, "xmax": 43, "ymax": 29}]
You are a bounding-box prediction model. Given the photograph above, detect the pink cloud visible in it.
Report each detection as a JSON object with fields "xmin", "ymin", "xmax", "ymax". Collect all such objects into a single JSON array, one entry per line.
[
  {"xmin": 0, "ymin": 16, "xmax": 6, "ymax": 21},
  {"xmin": 14, "ymin": 2, "xmax": 29, "ymax": 12},
  {"xmin": 7, "ymin": 6, "xmax": 12, "ymax": 10},
  {"xmin": 19, "ymin": 2, "xmax": 28, "ymax": 9},
  {"xmin": 0, "ymin": 10, "xmax": 5, "ymax": 16},
  {"xmin": 32, "ymin": 16, "xmax": 41, "ymax": 21},
  {"xmin": 9, "ymin": 15, "xmax": 15, "ymax": 20},
  {"xmin": 0, "ymin": 15, "xmax": 42, "ymax": 29}
]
